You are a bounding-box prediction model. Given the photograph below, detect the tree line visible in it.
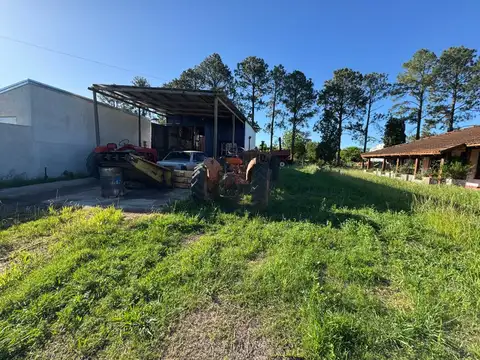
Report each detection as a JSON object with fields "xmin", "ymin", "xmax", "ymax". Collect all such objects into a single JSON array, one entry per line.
[{"xmin": 104, "ymin": 47, "xmax": 480, "ymax": 164}]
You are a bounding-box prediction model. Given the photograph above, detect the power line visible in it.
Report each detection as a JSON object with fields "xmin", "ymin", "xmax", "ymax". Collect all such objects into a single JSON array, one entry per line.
[{"xmin": 0, "ymin": 34, "xmax": 167, "ymax": 82}]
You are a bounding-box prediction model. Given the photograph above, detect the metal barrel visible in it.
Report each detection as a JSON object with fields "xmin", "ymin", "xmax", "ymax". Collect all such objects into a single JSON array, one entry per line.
[{"xmin": 99, "ymin": 167, "xmax": 124, "ymax": 198}]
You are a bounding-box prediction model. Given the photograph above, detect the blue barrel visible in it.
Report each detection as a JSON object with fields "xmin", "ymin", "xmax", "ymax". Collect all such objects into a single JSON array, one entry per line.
[{"xmin": 99, "ymin": 167, "xmax": 124, "ymax": 198}]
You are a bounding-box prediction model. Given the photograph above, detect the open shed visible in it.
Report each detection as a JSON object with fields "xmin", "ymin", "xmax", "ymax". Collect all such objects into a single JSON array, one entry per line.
[{"xmin": 89, "ymin": 85, "xmax": 254, "ymax": 158}]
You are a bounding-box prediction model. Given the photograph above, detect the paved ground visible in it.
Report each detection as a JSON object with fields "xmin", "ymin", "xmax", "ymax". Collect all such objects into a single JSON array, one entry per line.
[{"xmin": 1, "ymin": 178, "xmax": 190, "ymax": 224}]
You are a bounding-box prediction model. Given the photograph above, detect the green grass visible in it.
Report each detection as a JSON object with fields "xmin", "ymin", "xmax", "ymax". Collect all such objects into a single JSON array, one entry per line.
[{"xmin": 0, "ymin": 167, "xmax": 479, "ymax": 359}]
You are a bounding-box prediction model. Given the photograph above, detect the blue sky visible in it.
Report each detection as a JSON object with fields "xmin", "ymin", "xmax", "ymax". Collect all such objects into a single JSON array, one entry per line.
[{"xmin": 1, "ymin": 0, "xmax": 479, "ymax": 147}]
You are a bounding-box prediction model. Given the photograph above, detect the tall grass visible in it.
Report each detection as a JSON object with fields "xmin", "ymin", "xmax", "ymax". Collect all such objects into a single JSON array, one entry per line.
[{"xmin": 0, "ymin": 167, "xmax": 479, "ymax": 359}]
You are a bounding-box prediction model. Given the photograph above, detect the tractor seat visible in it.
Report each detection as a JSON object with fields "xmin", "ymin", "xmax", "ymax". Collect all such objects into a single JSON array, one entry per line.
[{"xmin": 224, "ymin": 157, "xmax": 243, "ymax": 166}]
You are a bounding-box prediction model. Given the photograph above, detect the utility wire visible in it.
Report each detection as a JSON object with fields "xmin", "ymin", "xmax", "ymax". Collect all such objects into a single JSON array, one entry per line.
[{"xmin": 0, "ymin": 34, "xmax": 167, "ymax": 82}]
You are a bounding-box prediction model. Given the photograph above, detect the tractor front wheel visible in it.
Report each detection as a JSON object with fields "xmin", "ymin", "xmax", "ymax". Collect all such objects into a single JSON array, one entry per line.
[
  {"xmin": 251, "ymin": 162, "xmax": 270, "ymax": 209},
  {"xmin": 191, "ymin": 164, "xmax": 209, "ymax": 201}
]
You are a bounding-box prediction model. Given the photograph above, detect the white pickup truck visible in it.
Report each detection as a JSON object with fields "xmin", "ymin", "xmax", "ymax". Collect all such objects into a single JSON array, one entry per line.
[{"xmin": 157, "ymin": 150, "xmax": 207, "ymax": 170}]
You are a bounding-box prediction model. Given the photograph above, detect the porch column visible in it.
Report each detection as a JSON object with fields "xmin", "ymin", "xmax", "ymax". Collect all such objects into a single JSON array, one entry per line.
[
  {"xmin": 213, "ymin": 97, "xmax": 218, "ymax": 158},
  {"xmin": 366, "ymin": 158, "xmax": 371, "ymax": 169},
  {"xmin": 93, "ymin": 90, "xmax": 100, "ymax": 146},
  {"xmin": 438, "ymin": 157, "xmax": 445, "ymax": 181},
  {"xmin": 381, "ymin": 158, "xmax": 386, "ymax": 171},
  {"xmin": 414, "ymin": 158, "xmax": 419, "ymax": 177},
  {"xmin": 422, "ymin": 157, "xmax": 430, "ymax": 173},
  {"xmin": 395, "ymin": 158, "xmax": 400, "ymax": 173}
]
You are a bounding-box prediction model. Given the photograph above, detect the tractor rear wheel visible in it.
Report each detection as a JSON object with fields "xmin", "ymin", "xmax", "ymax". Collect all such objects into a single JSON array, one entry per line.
[
  {"xmin": 191, "ymin": 164, "xmax": 209, "ymax": 201},
  {"xmin": 251, "ymin": 162, "xmax": 270, "ymax": 209}
]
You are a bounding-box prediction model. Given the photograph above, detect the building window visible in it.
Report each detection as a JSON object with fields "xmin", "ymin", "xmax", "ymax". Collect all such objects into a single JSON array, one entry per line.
[{"xmin": 0, "ymin": 116, "xmax": 17, "ymax": 125}]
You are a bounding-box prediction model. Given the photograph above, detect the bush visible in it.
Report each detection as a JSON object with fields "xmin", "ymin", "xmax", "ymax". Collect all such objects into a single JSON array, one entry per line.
[{"xmin": 442, "ymin": 160, "xmax": 471, "ymax": 180}]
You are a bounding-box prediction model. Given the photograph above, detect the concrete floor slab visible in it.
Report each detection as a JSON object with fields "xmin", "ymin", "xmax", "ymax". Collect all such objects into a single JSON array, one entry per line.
[{"xmin": 44, "ymin": 187, "xmax": 191, "ymax": 213}]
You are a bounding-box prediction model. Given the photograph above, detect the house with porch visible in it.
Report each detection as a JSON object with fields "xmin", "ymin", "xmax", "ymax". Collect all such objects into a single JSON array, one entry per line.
[{"xmin": 361, "ymin": 126, "xmax": 480, "ymax": 187}]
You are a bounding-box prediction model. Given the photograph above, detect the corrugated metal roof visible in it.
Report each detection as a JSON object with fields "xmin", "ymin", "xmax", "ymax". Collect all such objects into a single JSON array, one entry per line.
[{"xmin": 362, "ymin": 126, "xmax": 480, "ymax": 158}]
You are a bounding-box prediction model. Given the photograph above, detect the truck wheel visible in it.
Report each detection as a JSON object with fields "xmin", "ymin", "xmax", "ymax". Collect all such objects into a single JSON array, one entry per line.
[
  {"xmin": 251, "ymin": 162, "xmax": 270, "ymax": 209},
  {"xmin": 191, "ymin": 164, "xmax": 209, "ymax": 201}
]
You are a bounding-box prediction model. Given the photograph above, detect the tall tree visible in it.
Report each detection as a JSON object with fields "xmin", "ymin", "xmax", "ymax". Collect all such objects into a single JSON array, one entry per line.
[
  {"xmin": 165, "ymin": 68, "xmax": 204, "ymax": 90},
  {"xmin": 281, "ymin": 71, "xmax": 316, "ymax": 161},
  {"xmin": 392, "ymin": 49, "xmax": 437, "ymax": 140},
  {"xmin": 429, "ymin": 46, "xmax": 480, "ymax": 132},
  {"xmin": 196, "ymin": 53, "xmax": 233, "ymax": 93},
  {"xmin": 383, "ymin": 116, "xmax": 406, "ymax": 147},
  {"xmin": 130, "ymin": 76, "xmax": 151, "ymax": 116},
  {"xmin": 315, "ymin": 109, "xmax": 339, "ymax": 163},
  {"xmin": 317, "ymin": 68, "xmax": 366, "ymax": 165},
  {"xmin": 360, "ymin": 73, "xmax": 390, "ymax": 152},
  {"xmin": 265, "ymin": 65, "xmax": 287, "ymax": 150},
  {"xmin": 283, "ymin": 129, "xmax": 310, "ymax": 160},
  {"xmin": 235, "ymin": 56, "xmax": 270, "ymax": 130}
]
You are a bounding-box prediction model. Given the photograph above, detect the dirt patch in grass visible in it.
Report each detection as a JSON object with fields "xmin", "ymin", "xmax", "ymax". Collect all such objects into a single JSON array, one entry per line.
[
  {"xmin": 162, "ymin": 303, "xmax": 273, "ymax": 360},
  {"xmin": 374, "ymin": 286, "xmax": 414, "ymax": 313}
]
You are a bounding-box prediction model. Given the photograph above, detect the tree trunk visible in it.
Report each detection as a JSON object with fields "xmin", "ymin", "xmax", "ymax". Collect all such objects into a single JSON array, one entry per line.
[
  {"xmin": 448, "ymin": 91, "xmax": 457, "ymax": 132},
  {"xmin": 336, "ymin": 110, "xmax": 343, "ymax": 166},
  {"xmin": 251, "ymin": 84, "xmax": 255, "ymax": 128},
  {"xmin": 291, "ymin": 118, "xmax": 296, "ymax": 162},
  {"xmin": 363, "ymin": 99, "xmax": 372, "ymax": 153},
  {"xmin": 416, "ymin": 94, "xmax": 424, "ymax": 140},
  {"xmin": 270, "ymin": 89, "xmax": 276, "ymax": 151}
]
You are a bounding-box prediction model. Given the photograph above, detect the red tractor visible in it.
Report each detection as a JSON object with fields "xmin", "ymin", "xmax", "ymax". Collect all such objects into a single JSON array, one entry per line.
[{"xmin": 191, "ymin": 151, "xmax": 280, "ymax": 208}]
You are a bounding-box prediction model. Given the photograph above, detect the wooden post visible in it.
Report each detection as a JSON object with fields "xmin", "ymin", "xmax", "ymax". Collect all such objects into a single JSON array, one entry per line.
[
  {"xmin": 138, "ymin": 108, "xmax": 142, "ymax": 147},
  {"xmin": 366, "ymin": 158, "xmax": 371, "ymax": 169},
  {"xmin": 381, "ymin": 158, "xmax": 386, "ymax": 172},
  {"xmin": 93, "ymin": 90, "xmax": 100, "ymax": 146},
  {"xmin": 395, "ymin": 158, "xmax": 400, "ymax": 174},
  {"xmin": 438, "ymin": 157, "xmax": 445, "ymax": 181},
  {"xmin": 213, "ymin": 97, "xmax": 218, "ymax": 158},
  {"xmin": 414, "ymin": 158, "xmax": 419, "ymax": 177},
  {"xmin": 232, "ymin": 114, "xmax": 235, "ymax": 151}
]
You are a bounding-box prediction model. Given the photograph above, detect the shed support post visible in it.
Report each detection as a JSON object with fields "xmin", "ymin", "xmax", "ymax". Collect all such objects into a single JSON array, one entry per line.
[
  {"xmin": 232, "ymin": 114, "xmax": 235, "ymax": 153},
  {"xmin": 381, "ymin": 158, "xmax": 386, "ymax": 172},
  {"xmin": 93, "ymin": 90, "xmax": 100, "ymax": 146},
  {"xmin": 213, "ymin": 97, "xmax": 218, "ymax": 158},
  {"xmin": 138, "ymin": 108, "xmax": 142, "ymax": 147},
  {"xmin": 366, "ymin": 158, "xmax": 371, "ymax": 169},
  {"xmin": 438, "ymin": 157, "xmax": 445, "ymax": 182},
  {"xmin": 395, "ymin": 158, "xmax": 400, "ymax": 174},
  {"xmin": 414, "ymin": 158, "xmax": 419, "ymax": 177}
]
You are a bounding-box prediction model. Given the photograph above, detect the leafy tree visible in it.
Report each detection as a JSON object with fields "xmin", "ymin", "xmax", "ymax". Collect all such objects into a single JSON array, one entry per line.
[
  {"xmin": 265, "ymin": 65, "xmax": 287, "ymax": 150},
  {"xmin": 283, "ymin": 129, "xmax": 310, "ymax": 160},
  {"xmin": 340, "ymin": 146, "xmax": 362, "ymax": 163},
  {"xmin": 359, "ymin": 73, "xmax": 390, "ymax": 152},
  {"xmin": 317, "ymin": 68, "xmax": 366, "ymax": 165},
  {"xmin": 383, "ymin": 116, "xmax": 406, "ymax": 147},
  {"xmin": 196, "ymin": 53, "xmax": 233, "ymax": 93},
  {"xmin": 392, "ymin": 49, "xmax": 437, "ymax": 140},
  {"xmin": 305, "ymin": 141, "xmax": 319, "ymax": 162},
  {"xmin": 235, "ymin": 56, "xmax": 270, "ymax": 130},
  {"xmin": 281, "ymin": 71, "xmax": 317, "ymax": 161},
  {"xmin": 428, "ymin": 46, "xmax": 480, "ymax": 132}
]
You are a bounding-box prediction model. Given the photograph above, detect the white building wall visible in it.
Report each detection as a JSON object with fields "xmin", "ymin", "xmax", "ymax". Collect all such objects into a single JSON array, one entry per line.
[
  {"xmin": 244, "ymin": 123, "xmax": 256, "ymax": 150},
  {"xmin": 0, "ymin": 81, "xmax": 151, "ymax": 179}
]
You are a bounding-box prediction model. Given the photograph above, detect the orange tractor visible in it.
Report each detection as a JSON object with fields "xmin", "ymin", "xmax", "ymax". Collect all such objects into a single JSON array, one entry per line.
[{"xmin": 191, "ymin": 151, "xmax": 280, "ymax": 208}]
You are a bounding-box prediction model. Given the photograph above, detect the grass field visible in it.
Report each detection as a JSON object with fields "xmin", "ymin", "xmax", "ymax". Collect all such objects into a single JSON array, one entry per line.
[{"xmin": 1, "ymin": 167, "xmax": 479, "ymax": 359}]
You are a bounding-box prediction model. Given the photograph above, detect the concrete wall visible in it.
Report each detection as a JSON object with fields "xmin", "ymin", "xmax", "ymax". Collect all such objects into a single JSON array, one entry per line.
[
  {"xmin": 0, "ymin": 82, "xmax": 151, "ymax": 179},
  {"xmin": 245, "ymin": 123, "xmax": 256, "ymax": 150}
]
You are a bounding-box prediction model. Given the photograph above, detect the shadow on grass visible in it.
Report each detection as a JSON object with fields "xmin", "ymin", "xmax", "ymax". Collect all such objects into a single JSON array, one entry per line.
[{"xmin": 169, "ymin": 168, "xmax": 416, "ymax": 228}]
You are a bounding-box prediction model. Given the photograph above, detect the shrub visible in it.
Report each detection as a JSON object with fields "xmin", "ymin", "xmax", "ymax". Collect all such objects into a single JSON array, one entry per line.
[{"xmin": 442, "ymin": 160, "xmax": 471, "ymax": 180}]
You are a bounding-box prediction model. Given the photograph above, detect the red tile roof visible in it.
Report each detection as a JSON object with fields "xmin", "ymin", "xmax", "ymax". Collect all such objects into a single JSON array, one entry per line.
[{"xmin": 362, "ymin": 126, "xmax": 480, "ymax": 158}]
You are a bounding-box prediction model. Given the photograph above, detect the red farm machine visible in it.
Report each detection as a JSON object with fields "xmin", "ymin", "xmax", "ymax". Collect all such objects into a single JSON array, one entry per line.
[{"xmin": 191, "ymin": 150, "xmax": 280, "ymax": 209}]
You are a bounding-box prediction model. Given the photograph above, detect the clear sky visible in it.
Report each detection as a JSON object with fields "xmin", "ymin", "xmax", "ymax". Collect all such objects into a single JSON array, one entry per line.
[{"xmin": 1, "ymin": 0, "xmax": 479, "ymax": 147}]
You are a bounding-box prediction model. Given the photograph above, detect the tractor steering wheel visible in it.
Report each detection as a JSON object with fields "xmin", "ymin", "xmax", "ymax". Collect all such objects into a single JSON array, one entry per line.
[{"xmin": 118, "ymin": 139, "xmax": 130, "ymax": 146}]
